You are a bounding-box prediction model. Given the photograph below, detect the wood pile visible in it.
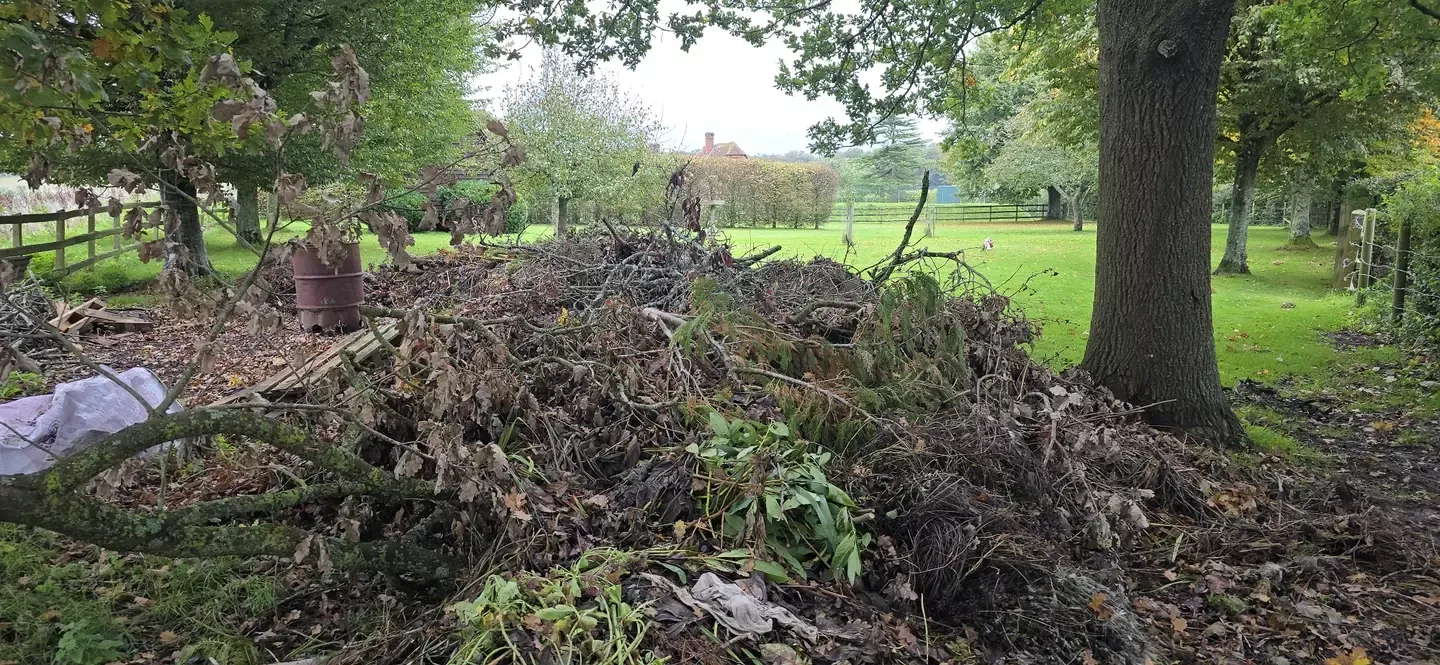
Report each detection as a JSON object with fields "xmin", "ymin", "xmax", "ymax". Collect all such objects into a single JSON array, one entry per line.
[{"xmin": 48, "ymin": 297, "xmax": 154, "ymax": 336}]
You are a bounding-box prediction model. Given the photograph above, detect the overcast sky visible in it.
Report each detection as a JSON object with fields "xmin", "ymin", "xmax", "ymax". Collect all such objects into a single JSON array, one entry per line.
[{"xmin": 471, "ymin": 28, "xmax": 947, "ymax": 156}]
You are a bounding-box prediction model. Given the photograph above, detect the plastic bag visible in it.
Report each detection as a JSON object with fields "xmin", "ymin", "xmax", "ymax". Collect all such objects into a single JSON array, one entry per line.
[{"xmin": 0, "ymin": 367, "xmax": 179, "ymax": 475}]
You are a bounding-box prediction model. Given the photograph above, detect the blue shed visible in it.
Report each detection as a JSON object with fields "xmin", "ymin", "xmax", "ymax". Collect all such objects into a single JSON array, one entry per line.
[{"xmin": 933, "ymin": 185, "xmax": 960, "ymax": 204}]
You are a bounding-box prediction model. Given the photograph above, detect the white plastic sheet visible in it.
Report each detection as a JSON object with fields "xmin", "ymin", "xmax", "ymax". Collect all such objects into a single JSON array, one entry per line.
[{"xmin": 0, "ymin": 367, "xmax": 178, "ymax": 475}]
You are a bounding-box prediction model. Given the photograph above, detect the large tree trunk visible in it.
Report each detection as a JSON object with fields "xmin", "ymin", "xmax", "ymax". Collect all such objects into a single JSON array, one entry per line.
[
  {"xmin": 1084, "ymin": 0, "xmax": 1243, "ymax": 445},
  {"xmin": 1286, "ymin": 190, "xmax": 1316, "ymax": 247},
  {"xmin": 1326, "ymin": 186, "xmax": 1343, "ymax": 236},
  {"xmin": 1047, "ymin": 186, "xmax": 1064, "ymax": 219},
  {"xmin": 234, "ymin": 185, "xmax": 262, "ymax": 245},
  {"xmin": 1072, "ymin": 194, "xmax": 1085, "ymax": 231},
  {"xmin": 1215, "ymin": 139, "xmax": 1261, "ymax": 274},
  {"xmin": 161, "ymin": 170, "xmax": 213, "ymax": 275},
  {"xmin": 555, "ymin": 196, "xmax": 569, "ymax": 235}
]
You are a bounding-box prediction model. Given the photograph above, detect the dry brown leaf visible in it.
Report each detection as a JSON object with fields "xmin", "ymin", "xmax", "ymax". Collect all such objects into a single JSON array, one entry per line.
[{"xmin": 1171, "ymin": 616, "xmax": 1188, "ymax": 634}]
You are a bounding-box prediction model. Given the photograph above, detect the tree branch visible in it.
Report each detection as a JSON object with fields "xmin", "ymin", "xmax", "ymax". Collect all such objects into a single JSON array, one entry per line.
[
  {"xmin": 28, "ymin": 409, "xmax": 426, "ymax": 494},
  {"xmin": 1412, "ymin": 0, "xmax": 1440, "ymax": 20}
]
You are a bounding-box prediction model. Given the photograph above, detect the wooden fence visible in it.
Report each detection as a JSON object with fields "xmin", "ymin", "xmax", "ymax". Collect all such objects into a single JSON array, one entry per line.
[
  {"xmin": 832, "ymin": 203, "xmax": 1051, "ymax": 224},
  {"xmin": 0, "ymin": 201, "xmax": 159, "ymax": 276}
]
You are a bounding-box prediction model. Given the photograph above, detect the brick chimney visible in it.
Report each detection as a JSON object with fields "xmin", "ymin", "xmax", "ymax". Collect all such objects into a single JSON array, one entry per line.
[{"xmin": 704, "ymin": 132, "xmax": 714, "ymax": 155}]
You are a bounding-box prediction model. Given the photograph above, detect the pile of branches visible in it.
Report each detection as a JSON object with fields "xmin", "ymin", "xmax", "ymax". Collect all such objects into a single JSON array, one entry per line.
[
  {"xmin": 349, "ymin": 226, "xmax": 1434, "ymax": 662},
  {"xmin": 3, "ymin": 216, "xmax": 1436, "ymax": 664},
  {"xmin": 0, "ymin": 273, "xmax": 67, "ymax": 378}
]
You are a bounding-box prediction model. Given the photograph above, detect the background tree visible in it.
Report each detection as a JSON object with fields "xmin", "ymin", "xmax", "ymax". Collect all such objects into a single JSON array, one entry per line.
[
  {"xmin": 860, "ymin": 115, "xmax": 927, "ymax": 200},
  {"xmin": 981, "ymin": 119, "xmax": 1098, "ymax": 230},
  {"xmin": 176, "ymin": 0, "xmax": 487, "ymax": 244},
  {"xmin": 501, "ymin": 50, "xmax": 662, "ymax": 233},
  {"xmin": 1212, "ymin": 0, "xmax": 1440, "ymax": 274},
  {"xmin": 0, "ymin": 0, "xmax": 258, "ymax": 273}
]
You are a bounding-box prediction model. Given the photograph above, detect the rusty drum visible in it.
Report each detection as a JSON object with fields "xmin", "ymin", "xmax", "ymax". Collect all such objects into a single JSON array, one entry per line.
[{"xmin": 292, "ymin": 242, "xmax": 363, "ymax": 334}]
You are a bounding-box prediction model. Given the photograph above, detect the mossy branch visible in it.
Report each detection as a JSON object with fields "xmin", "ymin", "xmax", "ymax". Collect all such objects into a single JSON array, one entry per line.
[
  {"xmin": 0, "ymin": 408, "xmax": 458, "ymax": 579},
  {"xmin": 35, "ymin": 409, "xmax": 427, "ymax": 494},
  {"xmin": 0, "ymin": 481, "xmax": 455, "ymax": 578}
]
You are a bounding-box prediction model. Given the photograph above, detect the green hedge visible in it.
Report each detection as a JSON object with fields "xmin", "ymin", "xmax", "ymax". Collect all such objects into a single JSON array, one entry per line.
[
  {"xmin": 383, "ymin": 182, "xmax": 530, "ymax": 234},
  {"xmin": 684, "ymin": 159, "xmax": 840, "ymax": 229}
]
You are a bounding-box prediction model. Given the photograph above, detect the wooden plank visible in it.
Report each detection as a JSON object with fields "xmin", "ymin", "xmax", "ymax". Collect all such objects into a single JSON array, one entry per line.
[
  {"xmin": 82, "ymin": 308, "xmax": 154, "ymax": 332},
  {"xmin": 210, "ymin": 322, "xmax": 401, "ymax": 405},
  {"xmin": 51, "ymin": 244, "xmax": 137, "ymax": 276},
  {"xmin": 0, "ymin": 208, "xmax": 85, "ymax": 226},
  {"xmin": 86, "ymin": 209, "xmax": 96, "ymax": 272},
  {"xmin": 8, "ymin": 220, "xmax": 18, "ymax": 248},
  {"xmin": 54, "ymin": 214, "xmax": 66, "ymax": 270},
  {"xmin": 270, "ymin": 322, "xmax": 399, "ymax": 393},
  {"xmin": 0, "ymin": 228, "xmax": 123, "ymax": 260},
  {"xmin": 48, "ymin": 297, "xmax": 106, "ymax": 334}
]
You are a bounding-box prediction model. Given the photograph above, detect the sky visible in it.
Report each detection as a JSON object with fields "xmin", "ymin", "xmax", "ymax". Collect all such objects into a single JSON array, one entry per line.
[{"xmin": 471, "ymin": 27, "xmax": 948, "ymax": 156}]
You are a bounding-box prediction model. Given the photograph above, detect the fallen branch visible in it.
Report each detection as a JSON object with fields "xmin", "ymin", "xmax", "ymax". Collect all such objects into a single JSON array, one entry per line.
[
  {"xmin": 736, "ymin": 245, "xmax": 782, "ymax": 266},
  {"xmin": 868, "ymin": 170, "xmax": 931, "ymax": 285},
  {"xmin": 785, "ymin": 299, "xmax": 865, "ymax": 325}
]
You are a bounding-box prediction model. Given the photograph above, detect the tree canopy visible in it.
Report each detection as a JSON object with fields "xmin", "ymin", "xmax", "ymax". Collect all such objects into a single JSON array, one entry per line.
[{"xmin": 501, "ymin": 50, "xmax": 662, "ymax": 230}]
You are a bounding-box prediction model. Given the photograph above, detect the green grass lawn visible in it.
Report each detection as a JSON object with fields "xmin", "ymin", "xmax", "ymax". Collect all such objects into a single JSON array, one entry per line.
[{"xmin": 21, "ymin": 218, "xmax": 1352, "ymax": 385}]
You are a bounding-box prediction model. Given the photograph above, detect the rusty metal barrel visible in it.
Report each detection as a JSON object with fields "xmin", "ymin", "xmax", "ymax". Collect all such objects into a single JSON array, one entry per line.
[{"xmin": 292, "ymin": 243, "xmax": 363, "ymax": 334}]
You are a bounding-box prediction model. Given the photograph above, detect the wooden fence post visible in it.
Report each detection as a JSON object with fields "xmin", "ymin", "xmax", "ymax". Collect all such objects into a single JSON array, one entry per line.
[
  {"xmin": 924, "ymin": 205, "xmax": 936, "ymax": 237},
  {"xmin": 114, "ymin": 205, "xmax": 122, "ymax": 250},
  {"xmin": 1392, "ymin": 216, "xmax": 1412, "ymax": 323},
  {"xmin": 86, "ymin": 207, "xmax": 97, "ymax": 272},
  {"xmin": 842, "ymin": 201, "xmax": 855, "ymax": 246},
  {"xmin": 54, "ymin": 214, "xmax": 66, "ymax": 270},
  {"xmin": 9, "ymin": 220, "xmax": 20, "ymax": 249},
  {"xmin": 1356, "ymin": 208, "xmax": 1377, "ymax": 304}
]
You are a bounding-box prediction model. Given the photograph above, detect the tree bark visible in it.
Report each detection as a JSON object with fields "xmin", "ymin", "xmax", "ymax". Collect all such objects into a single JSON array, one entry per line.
[
  {"xmin": 234, "ymin": 185, "xmax": 262, "ymax": 245},
  {"xmin": 1084, "ymin": 0, "xmax": 1244, "ymax": 445},
  {"xmin": 1215, "ymin": 139, "xmax": 1261, "ymax": 274},
  {"xmin": 161, "ymin": 170, "xmax": 214, "ymax": 274},
  {"xmin": 1286, "ymin": 189, "xmax": 1316, "ymax": 247},
  {"xmin": 1047, "ymin": 186, "xmax": 1064, "ymax": 219},
  {"xmin": 556, "ymin": 196, "xmax": 569, "ymax": 235},
  {"xmin": 1072, "ymin": 193, "xmax": 1085, "ymax": 231},
  {"xmin": 1326, "ymin": 186, "xmax": 1343, "ymax": 237}
]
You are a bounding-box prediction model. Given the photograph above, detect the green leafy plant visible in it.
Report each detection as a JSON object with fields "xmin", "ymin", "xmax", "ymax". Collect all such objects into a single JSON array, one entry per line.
[
  {"xmin": 689, "ymin": 412, "xmax": 869, "ymax": 583},
  {"xmin": 0, "ymin": 371, "xmax": 44, "ymax": 399},
  {"xmin": 53, "ymin": 620, "xmax": 125, "ymax": 665},
  {"xmin": 449, "ymin": 551, "xmax": 659, "ymax": 665}
]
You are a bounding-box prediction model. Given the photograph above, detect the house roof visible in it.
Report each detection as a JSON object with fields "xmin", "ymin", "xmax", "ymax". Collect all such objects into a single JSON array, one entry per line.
[{"xmin": 699, "ymin": 141, "xmax": 747, "ymax": 158}]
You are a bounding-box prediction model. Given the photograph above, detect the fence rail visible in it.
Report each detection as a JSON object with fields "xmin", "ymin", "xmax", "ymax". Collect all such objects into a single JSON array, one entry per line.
[
  {"xmin": 1, "ymin": 201, "xmax": 158, "ymax": 276},
  {"xmin": 830, "ymin": 203, "xmax": 1050, "ymax": 224}
]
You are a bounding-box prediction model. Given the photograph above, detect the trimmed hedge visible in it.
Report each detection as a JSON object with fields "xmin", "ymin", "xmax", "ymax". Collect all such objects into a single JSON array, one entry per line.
[{"xmin": 684, "ymin": 159, "xmax": 840, "ymax": 228}]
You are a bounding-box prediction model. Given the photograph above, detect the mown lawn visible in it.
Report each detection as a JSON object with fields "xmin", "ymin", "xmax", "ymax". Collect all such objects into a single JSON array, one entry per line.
[{"xmin": 24, "ymin": 218, "xmax": 1352, "ymax": 385}]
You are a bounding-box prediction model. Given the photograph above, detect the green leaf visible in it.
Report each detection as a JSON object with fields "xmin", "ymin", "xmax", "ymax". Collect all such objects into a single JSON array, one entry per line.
[
  {"xmin": 655, "ymin": 561, "xmax": 689, "ymax": 585},
  {"xmin": 535, "ymin": 605, "xmax": 576, "ymax": 621},
  {"xmin": 748, "ymin": 558, "xmax": 791, "ymax": 583},
  {"xmin": 767, "ymin": 422, "xmax": 790, "ymax": 438},
  {"xmin": 708, "ymin": 410, "xmax": 731, "ymax": 436},
  {"xmin": 764, "ymin": 495, "xmax": 784, "ymax": 521}
]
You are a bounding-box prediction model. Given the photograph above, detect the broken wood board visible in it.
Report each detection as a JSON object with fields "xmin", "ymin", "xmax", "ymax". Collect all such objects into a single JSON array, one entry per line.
[
  {"xmin": 49, "ymin": 297, "xmax": 105, "ymax": 334},
  {"xmin": 210, "ymin": 321, "xmax": 400, "ymax": 406},
  {"xmin": 81, "ymin": 308, "xmax": 154, "ymax": 332}
]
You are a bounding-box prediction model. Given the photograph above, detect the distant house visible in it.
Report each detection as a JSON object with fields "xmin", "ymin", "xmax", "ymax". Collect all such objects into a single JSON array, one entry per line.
[{"xmin": 697, "ymin": 132, "xmax": 747, "ymax": 159}]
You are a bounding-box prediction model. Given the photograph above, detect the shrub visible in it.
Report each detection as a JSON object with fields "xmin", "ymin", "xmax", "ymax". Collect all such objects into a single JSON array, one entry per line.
[
  {"xmin": 682, "ymin": 159, "xmax": 840, "ymax": 229},
  {"xmin": 383, "ymin": 184, "xmax": 529, "ymax": 234}
]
